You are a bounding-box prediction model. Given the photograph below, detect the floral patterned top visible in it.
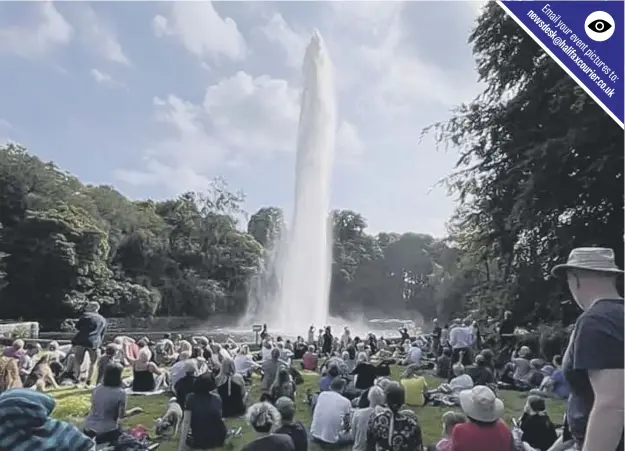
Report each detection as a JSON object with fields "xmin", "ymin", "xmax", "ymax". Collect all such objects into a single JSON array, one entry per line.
[{"xmin": 368, "ymin": 407, "xmax": 422, "ymax": 451}]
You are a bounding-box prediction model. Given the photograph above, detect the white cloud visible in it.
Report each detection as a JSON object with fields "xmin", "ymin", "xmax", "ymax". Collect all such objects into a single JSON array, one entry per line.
[
  {"xmin": 118, "ymin": 64, "xmax": 369, "ymax": 190},
  {"xmin": 204, "ymin": 71, "xmax": 300, "ymax": 156},
  {"xmin": 327, "ymin": 1, "xmax": 405, "ymax": 36},
  {"xmin": 115, "ymin": 94, "xmax": 227, "ymax": 192},
  {"xmin": 0, "ymin": 1, "xmax": 73, "ymax": 59},
  {"xmin": 116, "ymin": 71, "xmax": 300, "ymax": 189},
  {"xmin": 153, "ymin": 1, "xmax": 246, "ymax": 62},
  {"xmin": 90, "ymin": 68, "xmax": 125, "ymax": 89},
  {"xmin": 326, "ymin": 2, "xmax": 479, "ymax": 110},
  {"xmin": 78, "ymin": 5, "xmax": 130, "ymax": 65},
  {"xmin": 259, "ymin": 13, "xmax": 307, "ymax": 69}
]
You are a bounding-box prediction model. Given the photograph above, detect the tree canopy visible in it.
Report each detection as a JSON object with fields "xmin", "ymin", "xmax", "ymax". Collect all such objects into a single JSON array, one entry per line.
[
  {"xmin": 0, "ymin": 143, "xmax": 461, "ymax": 325},
  {"xmin": 0, "ymin": 4, "xmax": 620, "ymax": 328},
  {"xmin": 423, "ymin": 3, "xmax": 623, "ymax": 322}
]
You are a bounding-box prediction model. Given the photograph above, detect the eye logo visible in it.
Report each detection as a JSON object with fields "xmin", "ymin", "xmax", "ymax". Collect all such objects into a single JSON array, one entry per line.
[{"xmin": 584, "ymin": 11, "xmax": 615, "ymax": 42}]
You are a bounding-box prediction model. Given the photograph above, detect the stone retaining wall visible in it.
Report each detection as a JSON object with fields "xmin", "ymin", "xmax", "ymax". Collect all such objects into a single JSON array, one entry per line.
[
  {"xmin": 104, "ymin": 316, "xmax": 208, "ymax": 331},
  {"xmin": 0, "ymin": 321, "xmax": 40, "ymax": 338}
]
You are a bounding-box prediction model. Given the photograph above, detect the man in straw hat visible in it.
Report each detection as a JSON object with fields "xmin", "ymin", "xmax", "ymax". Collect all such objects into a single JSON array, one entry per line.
[{"xmin": 551, "ymin": 247, "xmax": 623, "ymax": 451}]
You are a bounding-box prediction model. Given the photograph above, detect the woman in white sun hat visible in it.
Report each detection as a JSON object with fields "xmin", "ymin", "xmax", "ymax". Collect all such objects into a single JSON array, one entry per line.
[
  {"xmin": 450, "ymin": 385, "xmax": 514, "ymax": 451},
  {"xmin": 548, "ymin": 247, "xmax": 624, "ymax": 451}
]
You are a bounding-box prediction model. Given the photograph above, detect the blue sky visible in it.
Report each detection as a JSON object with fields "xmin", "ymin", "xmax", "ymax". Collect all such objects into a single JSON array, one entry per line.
[{"xmin": 0, "ymin": 1, "xmax": 485, "ymax": 237}]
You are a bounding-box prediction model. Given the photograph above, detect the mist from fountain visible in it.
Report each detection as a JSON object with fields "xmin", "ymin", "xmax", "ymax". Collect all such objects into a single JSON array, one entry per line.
[{"xmin": 244, "ymin": 30, "xmax": 337, "ymax": 335}]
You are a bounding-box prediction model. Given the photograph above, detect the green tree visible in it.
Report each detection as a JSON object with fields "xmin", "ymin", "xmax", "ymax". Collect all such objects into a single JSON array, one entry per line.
[
  {"xmin": 425, "ymin": 3, "xmax": 624, "ymax": 323},
  {"xmin": 247, "ymin": 207, "xmax": 284, "ymax": 248}
]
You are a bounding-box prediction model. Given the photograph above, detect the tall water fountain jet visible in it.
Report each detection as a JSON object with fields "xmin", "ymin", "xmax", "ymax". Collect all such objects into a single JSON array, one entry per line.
[
  {"xmin": 246, "ymin": 30, "xmax": 336, "ymax": 335},
  {"xmin": 280, "ymin": 30, "xmax": 336, "ymax": 333}
]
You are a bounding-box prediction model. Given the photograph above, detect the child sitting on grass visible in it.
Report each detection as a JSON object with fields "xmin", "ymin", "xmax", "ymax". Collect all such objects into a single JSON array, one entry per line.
[
  {"xmin": 436, "ymin": 410, "xmax": 467, "ymax": 451},
  {"xmin": 518, "ymin": 395, "xmax": 558, "ymax": 451}
]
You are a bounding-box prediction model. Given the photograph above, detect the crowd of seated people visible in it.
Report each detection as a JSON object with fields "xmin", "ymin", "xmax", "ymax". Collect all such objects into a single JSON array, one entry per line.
[
  {"xmin": 0, "ymin": 310, "xmax": 574, "ymax": 451},
  {"xmin": 0, "ymin": 319, "xmax": 587, "ymax": 451},
  {"xmin": 0, "ymin": 246, "xmax": 621, "ymax": 451}
]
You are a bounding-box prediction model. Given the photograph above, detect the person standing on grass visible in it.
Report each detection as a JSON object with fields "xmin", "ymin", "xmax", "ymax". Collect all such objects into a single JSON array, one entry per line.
[
  {"xmin": 71, "ymin": 301, "xmax": 106, "ymax": 385},
  {"xmin": 449, "ymin": 320, "xmax": 474, "ymax": 367},
  {"xmin": 432, "ymin": 319, "xmax": 442, "ymax": 355},
  {"xmin": 550, "ymin": 247, "xmax": 624, "ymax": 451},
  {"xmin": 498, "ymin": 311, "xmax": 516, "ymax": 352}
]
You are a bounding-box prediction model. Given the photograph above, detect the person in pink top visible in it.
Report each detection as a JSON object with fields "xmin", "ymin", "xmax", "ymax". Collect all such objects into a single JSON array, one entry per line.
[
  {"xmin": 2, "ymin": 339, "xmax": 25, "ymax": 359},
  {"xmin": 450, "ymin": 385, "xmax": 514, "ymax": 451},
  {"xmin": 301, "ymin": 345, "xmax": 318, "ymax": 371},
  {"xmin": 436, "ymin": 411, "xmax": 467, "ymax": 451}
]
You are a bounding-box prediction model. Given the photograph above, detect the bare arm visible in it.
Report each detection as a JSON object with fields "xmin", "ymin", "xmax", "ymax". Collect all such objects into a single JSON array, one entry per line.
[
  {"xmin": 122, "ymin": 345, "xmax": 137, "ymax": 364},
  {"xmin": 149, "ymin": 362, "xmax": 164, "ymax": 375},
  {"xmin": 582, "ymin": 369, "xmax": 624, "ymax": 451}
]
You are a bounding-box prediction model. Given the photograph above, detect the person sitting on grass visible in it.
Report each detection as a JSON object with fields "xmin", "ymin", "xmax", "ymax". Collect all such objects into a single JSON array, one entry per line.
[
  {"xmin": 301, "ymin": 345, "xmax": 318, "ymax": 371},
  {"xmin": 524, "ymin": 359, "xmax": 547, "ymax": 389},
  {"xmin": 510, "ymin": 346, "xmax": 532, "ymax": 388},
  {"xmin": 451, "ymin": 385, "xmax": 513, "ymax": 451},
  {"xmin": 310, "ymin": 377, "xmax": 353, "ymax": 447},
  {"xmin": 436, "ymin": 347, "xmax": 453, "ymax": 380},
  {"xmin": 83, "ymin": 363, "xmax": 141, "ymax": 445},
  {"xmin": 18, "ymin": 343, "xmax": 41, "ymax": 383},
  {"xmin": 352, "ymin": 352, "xmax": 376, "ymax": 391},
  {"xmin": 260, "ymin": 348, "xmax": 289, "ymax": 401},
  {"xmin": 170, "ymin": 351, "xmax": 191, "ymax": 390},
  {"xmin": 234, "ymin": 345, "xmax": 261, "ymax": 378},
  {"xmin": 0, "ymin": 388, "xmax": 94, "ymax": 451},
  {"xmin": 271, "ymin": 368, "xmax": 296, "ymax": 402},
  {"xmin": 0, "ymin": 357, "xmax": 22, "ymax": 393},
  {"xmin": 23, "ymin": 354, "xmax": 59, "ymax": 391},
  {"xmin": 479, "ymin": 349, "xmax": 496, "ymax": 374},
  {"xmin": 124, "ymin": 346, "xmax": 167, "ymax": 392},
  {"xmin": 518, "ymin": 395, "xmax": 558, "ymax": 451},
  {"xmin": 154, "ymin": 333, "xmax": 176, "ymax": 366},
  {"xmin": 436, "ymin": 411, "xmax": 467, "ymax": 451},
  {"xmin": 401, "ymin": 342, "xmax": 423, "ymax": 366},
  {"xmin": 242, "ymin": 402, "xmax": 295, "ymax": 451},
  {"xmin": 275, "ymin": 397, "xmax": 308, "ymax": 451},
  {"xmin": 96, "ymin": 344, "xmax": 121, "ymax": 385},
  {"xmin": 174, "ymin": 360, "xmax": 198, "ymax": 410},
  {"xmin": 2, "ymin": 339, "xmax": 25, "ymax": 359},
  {"xmin": 47, "ymin": 341, "xmax": 67, "ymax": 378},
  {"xmin": 216, "ymin": 357, "xmax": 246, "ymax": 418},
  {"xmin": 466, "ymin": 355, "xmax": 494, "ymax": 387},
  {"xmin": 529, "ymin": 355, "xmax": 570, "ymax": 400},
  {"xmin": 350, "ymin": 385, "xmax": 385, "ymax": 451},
  {"xmin": 400, "ymin": 364, "xmax": 428, "ymax": 407},
  {"xmin": 178, "ymin": 372, "xmax": 227, "ymax": 450},
  {"xmin": 449, "ymin": 363, "xmax": 474, "ymax": 392},
  {"xmin": 319, "ymin": 364, "xmax": 340, "ymax": 392},
  {"xmin": 368, "ymin": 382, "xmax": 423, "ymax": 451}
]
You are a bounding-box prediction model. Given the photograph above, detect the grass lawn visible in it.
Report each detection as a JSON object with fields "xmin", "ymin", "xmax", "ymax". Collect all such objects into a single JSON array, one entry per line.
[{"xmin": 49, "ymin": 366, "xmax": 567, "ymax": 451}]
